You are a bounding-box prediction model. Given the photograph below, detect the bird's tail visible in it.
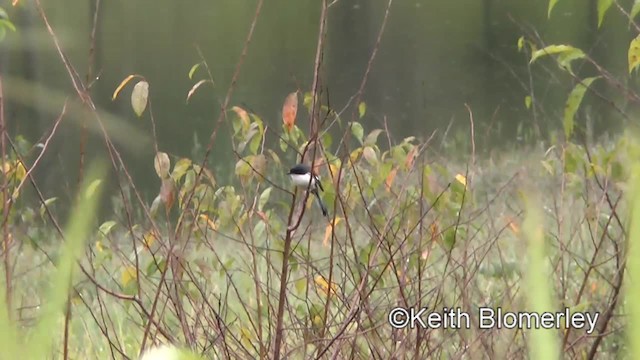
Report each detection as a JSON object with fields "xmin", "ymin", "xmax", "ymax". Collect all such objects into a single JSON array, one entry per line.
[{"xmin": 313, "ymin": 191, "xmax": 329, "ymax": 217}]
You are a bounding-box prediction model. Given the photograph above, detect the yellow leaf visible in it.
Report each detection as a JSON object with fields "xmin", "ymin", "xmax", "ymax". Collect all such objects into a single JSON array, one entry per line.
[
  {"xmin": 322, "ymin": 218, "xmax": 342, "ymax": 247},
  {"xmin": 121, "ymin": 266, "xmax": 137, "ymax": 287},
  {"xmin": 1, "ymin": 161, "xmax": 11, "ymax": 174},
  {"xmin": 142, "ymin": 231, "xmax": 157, "ymax": 249},
  {"xmin": 14, "ymin": 160, "xmax": 26, "ymax": 182},
  {"xmin": 455, "ymin": 174, "xmax": 467, "ymax": 187},
  {"xmin": 240, "ymin": 327, "xmax": 253, "ymax": 349},
  {"xmin": 630, "ymin": 35, "xmax": 640, "ymax": 74},
  {"xmin": 112, "ymin": 74, "xmax": 138, "ymax": 100},
  {"xmin": 95, "ymin": 240, "xmax": 104, "ymax": 253},
  {"xmin": 198, "ymin": 214, "xmax": 217, "ymax": 231},
  {"xmin": 315, "ymin": 275, "xmax": 337, "ymax": 297}
]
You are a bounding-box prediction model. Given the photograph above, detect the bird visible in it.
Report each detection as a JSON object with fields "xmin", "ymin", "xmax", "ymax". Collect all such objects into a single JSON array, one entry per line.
[{"xmin": 287, "ymin": 163, "xmax": 329, "ymax": 217}]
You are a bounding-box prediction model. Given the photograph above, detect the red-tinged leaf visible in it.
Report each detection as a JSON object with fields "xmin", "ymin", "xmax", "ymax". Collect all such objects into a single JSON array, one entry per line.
[
  {"xmin": 186, "ymin": 79, "xmax": 212, "ymax": 103},
  {"xmin": 282, "ymin": 92, "xmax": 298, "ymax": 132},
  {"xmin": 405, "ymin": 146, "xmax": 418, "ymax": 169},
  {"xmin": 385, "ymin": 167, "xmax": 397, "ymax": 192},
  {"xmin": 232, "ymin": 106, "xmax": 250, "ymax": 128},
  {"xmin": 160, "ymin": 178, "xmax": 176, "ymax": 211}
]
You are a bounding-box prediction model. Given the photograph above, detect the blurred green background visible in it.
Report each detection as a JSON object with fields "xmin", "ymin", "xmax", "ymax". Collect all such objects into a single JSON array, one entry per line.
[{"xmin": 0, "ymin": 0, "xmax": 634, "ymax": 198}]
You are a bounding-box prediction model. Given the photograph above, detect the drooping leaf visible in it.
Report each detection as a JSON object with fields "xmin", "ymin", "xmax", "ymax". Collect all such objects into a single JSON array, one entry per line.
[
  {"xmin": 39, "ymin": 197, "xmax": 57, "ymax": 217},
  {"xmin": 323, "ymin": 218, "xmax": 342, "ymax": 247},
  {"xmin": 530, "ymin": 45, "xmax": 584, "ymax": 64},
  {"xmin": 251, "ymin": 154, "xmax": 267, "ymax": 181},
  {"xmin": 350, "ymin": 122, "xmax": 364, "ymax": 144},
  {"xmin": 150, "ymin": 195, "xmax": 162, "ymax": 217},
  {"xmin": 563, "ymin": 77, "xmax": 600, "ymax": 139},
  {"xmin": 364, "ymin": 129, "xmax": 384, "ymax": 146},
  {"xmin": 112, "ymin": 74, "xmax": 138, "ymax": 100},
  {"xmin": 131, "ymin": 80, "xmax": 149, "ymax": 117},
  {"xmin": 282, "ymin": 92, "xmax": 298, "ymax": 132},
  {"xmin": 186, "ymin": 79, "xmax": 212, "ymax": 103},
  {"xmin": 258, "ymin": 187, "xmax": 272, "ymax": 211},
  {"xmin": 160, "ymin": 178, "xmax": 176, "ymax": 211},
  {"xmin": 154, "ymin": 152, "xmax": 171, "ymax": 179},
  {"xmin": 358, "ymin": 101, "xmax": 366, "ymax": 118},
  {"xmin": 231, "ymin": 106, "xmax": 251, "ymax": 134},
  {"xmin": 235, "ymin": 158, "xmax": 252, "ymax": 180},
  {"xmin": 597, "ymin": 0, "xmax": 613, "ymax": 28},
  {"xmin": 629, "ymin": 35, "xmax": 640, "ymax": 74},
  {"xmin": 363, "ymin": 146, "xmax": 377, "ymax": 165}
]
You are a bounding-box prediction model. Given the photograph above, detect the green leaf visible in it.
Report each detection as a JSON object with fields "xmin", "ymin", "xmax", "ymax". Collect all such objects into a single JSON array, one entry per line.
[
  {"xmin": 39, "ymin": 197, "xmax": 57, "ymax": 217},
  {"xmin": 350, "ymin": 122, "xmax": 364, "ymax": 144},
  {"xmin": 295, "ymin": 278, "xmax": 307, "ymax": 294},
  {"xmin": 629, "ymin": 35, "xmax": 640, "ymax": 74},
  {"xmin": 85, "ymin": 179, "xmax": 103, "ymax": 199},
  {"xmin": 171, "ymin": 158, "xmax": 192, "ymax": 183},
  {"xmin": 517, "ymin": 36, "xmax": 525, "ymax": 52},
  {"xmin": 524, "ymin": 96, "xmax": 532, "ymax": 109},
  {"xmin": 26, "ymin": 163, "xmax": 106, "ymax": 360},
  {"xmin": 530, "ymin": 45, "xmax": 584, "ymax": 64},
  {"xmin": 563, "ymin": 77, "xmax": 599, "ymax": 139},
  {"xmin": 146, "ymin": 258, "xmax": 167, "ymax": 277},
  {"xmin": 597, "ymin": 0, "xmax": 613, "ymax": 28},
  {"xmin": 548, "ymin": 0, "xmax": 560, "ymax": 18},
  {"xmin": 258, "ymin": 187, "xmax": 272, "ymax": 211},
  {"xmin": 358, "ymin": 101, "xmax": 366, "ymax": 118},
  {"xmin": 632, "ymin": 0, "xmax": 640, "ymax": 20},
  {"xmin": 131, "ymin": 81, "xmax": 149, "ymax": 117},
  {"xmin": 188, "ymin": 63, "xmax": 201, "ymax": 80},
  {"xmin": 235, "ymin": 158, "xmax": 252, "ymax": 178},
  {"xmin": 98, "ymin": 220, "xmax": 117, "ymax": 236},
  {"xmin": 279, "ymin": 137, "xmax": 288, "ymax": 152},
  {"xmin": 0, "ymin": 19, "xmax": 16, "ymax": 33}
]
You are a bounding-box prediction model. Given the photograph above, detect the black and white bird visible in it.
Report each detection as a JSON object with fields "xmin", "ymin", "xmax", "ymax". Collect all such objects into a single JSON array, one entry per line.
[{"xmin": 287, "ymin": 163, "xmax": 329, "ymax": 217}]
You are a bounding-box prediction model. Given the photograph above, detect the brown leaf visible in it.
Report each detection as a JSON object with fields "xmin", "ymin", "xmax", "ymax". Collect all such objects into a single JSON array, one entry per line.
[
  {"xmin": 282, "ymin": 92, "xmax": 298, "ymax": 131},
  {"xmin": 385, "ymin": 167, "xmax": 397, "ymax": 192}
]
